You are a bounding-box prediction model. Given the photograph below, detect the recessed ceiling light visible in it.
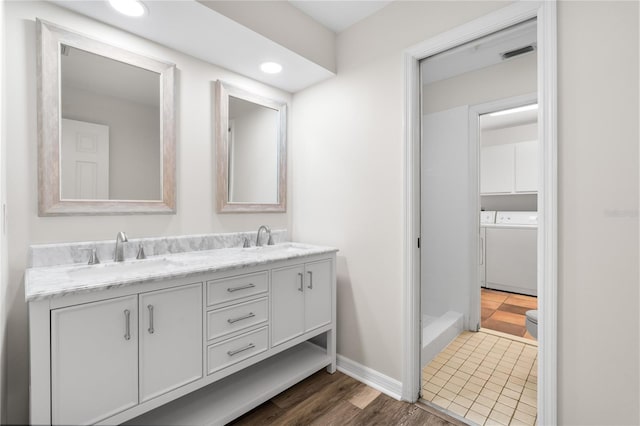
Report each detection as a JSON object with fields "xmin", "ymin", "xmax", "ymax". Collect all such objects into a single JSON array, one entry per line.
[
  {"xmin": 109, "ymin": 0, "xmax": 147, "ymax": 17},
  {"xmin": 260, "ymin": 62, "xmax": 283, "ymax": 74},
  {"xmin": 489, "ymin": 104, "xmax": 538, "ymax": 117}
]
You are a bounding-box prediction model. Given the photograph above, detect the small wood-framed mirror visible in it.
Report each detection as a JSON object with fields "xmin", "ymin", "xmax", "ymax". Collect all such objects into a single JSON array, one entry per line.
[
  {"xmin": 37, "ymin": 19, "xmax": 176, "ymax": 216},
  {"xmin": 215, "ymin": 81, "xmax": 287, "ymax": 213}
]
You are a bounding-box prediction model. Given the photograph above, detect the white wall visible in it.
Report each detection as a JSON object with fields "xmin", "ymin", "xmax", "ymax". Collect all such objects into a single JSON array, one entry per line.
[
  {"xmin": 229, "ymin": 105, "xmax": 278, "ymax": 203},
  {"xmin": 62, "ymin": 86, "xmax": 162, "ymax": 200},
  {"xmin": 557, "ymin": 1, "xmax": 639, "ymax": 423},
  {"xmin": 423, "ymin": 52, "xmax": 537, "ymax": 115},
  {"xmin": 293, "ymin": 1, "xmax": 639, "ymax": 425},
  {"xmin": 482, "ymin": 122, "xmax": 537, "ymax": 147},
  {"xmin": 292, "ymin": 0, "xmax": 506, "ymax": 385},
  {"xmin": 0, "ymin": 0, "xmax": 6, "ymax": 422},
  {"xmin": 4, "ymin": 2, "xmax": 292, "ymax": 423}
]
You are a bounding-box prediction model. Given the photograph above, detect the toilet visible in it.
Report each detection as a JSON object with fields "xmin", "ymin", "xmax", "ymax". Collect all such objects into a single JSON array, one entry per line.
[{"xmin": 525, "ymin": 310, "xmax": 538, "ymax": 339}]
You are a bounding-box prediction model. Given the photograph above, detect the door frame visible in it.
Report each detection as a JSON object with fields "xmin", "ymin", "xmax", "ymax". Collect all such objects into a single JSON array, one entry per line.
[
  {"xmin": 402, "ymin": 1, "xmax": 557, "ymax": 425},
  {"xmin": 468, "ymin": 92, "xmax": 538, "ymax": 330}
]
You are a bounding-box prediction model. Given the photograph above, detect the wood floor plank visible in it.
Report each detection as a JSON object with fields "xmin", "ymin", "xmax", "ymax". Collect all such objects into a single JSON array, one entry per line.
[
  {"xmin": 271, "ymin": 370, "xmax": 339, "ymax": 409},
  {"xmin": 270, "ymin": 372, "xmax": 362, "ymax": 426},
  {"xmin": 483, "ymin": 318, "xmax": 526, "ymax": 337},
  {"xmin": 499, "ymin": 303, "xmax": 530, "ymax": 315},
  {"xmin": 308, "ymin": 400, "xmax": 362, "ymax": 426},
  {"xmin": 348, "ymin": 384, "xmax": 381, "ymax": 409},
  {"xmin": 490, "ymin": 310, "xmax": 527, "ymax": 326},
  {"xmin": 229, "ymin": 401, "xmax": 284, "ymax": 425},
  {"xmin": 344, "ymin": 393, "xmax": 442, "ymax": 426}
]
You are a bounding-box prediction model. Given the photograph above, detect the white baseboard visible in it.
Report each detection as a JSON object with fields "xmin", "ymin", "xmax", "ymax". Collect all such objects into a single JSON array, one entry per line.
[{"xmin": 336, "ymin": 354, "xmax": 403, "ymax": 401}]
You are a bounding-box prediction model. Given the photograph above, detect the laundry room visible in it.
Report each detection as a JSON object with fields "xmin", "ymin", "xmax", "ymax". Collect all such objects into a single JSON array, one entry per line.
[{"xmin": 479, "ymin": 104, "xmax": 538, "ymax": 340}]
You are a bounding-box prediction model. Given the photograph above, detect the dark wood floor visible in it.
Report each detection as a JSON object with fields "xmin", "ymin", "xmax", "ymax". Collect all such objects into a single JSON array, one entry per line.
[
  {"xmin": 481, "ymin": 289, "xmax": 537, "ymax": 339},
  {"xmin": 229, "ymin": 370, "xmax": 459, "ymax": 426}
]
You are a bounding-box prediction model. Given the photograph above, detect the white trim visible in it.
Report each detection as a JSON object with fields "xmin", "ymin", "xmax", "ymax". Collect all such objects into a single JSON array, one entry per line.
[
  {"xmin": 402, "ymin": 2, "xmax": 557, "ymax": 426},
  {"xmin": 337, "ymin": 355, "xmax": 403, "ymax": 401}
]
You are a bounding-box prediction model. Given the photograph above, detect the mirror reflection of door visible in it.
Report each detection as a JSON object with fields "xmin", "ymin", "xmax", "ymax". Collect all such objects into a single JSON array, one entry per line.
[
  {"xmin": 60, "ymin": 44, "xmax": 161, "ymax": 201},
  {"xmin": 61, "ymin": 118, "xmax": 109, "ymax": 200},
  {"xmin": 227, "ymin": 96, "xmax": 279, "ymax": 204}
]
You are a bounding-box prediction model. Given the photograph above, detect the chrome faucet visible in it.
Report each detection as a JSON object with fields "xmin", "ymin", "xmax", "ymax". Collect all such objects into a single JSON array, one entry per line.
[
  {"xmin": 114, "ymin": 231, "xmax": 128, "ymax": 262},
  {"xmin": 255, "ymin": 225, "xmax": 273, "ymax": 247}
]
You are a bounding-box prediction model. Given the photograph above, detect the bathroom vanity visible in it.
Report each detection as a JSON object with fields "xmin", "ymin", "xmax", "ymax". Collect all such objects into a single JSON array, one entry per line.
[{"xmin": 27, "ymin": 234, "xmax": 337, "ymax": 425}]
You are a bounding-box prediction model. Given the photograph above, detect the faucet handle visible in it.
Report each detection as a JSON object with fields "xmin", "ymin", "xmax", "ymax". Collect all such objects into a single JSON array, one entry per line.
[
  {"xmin": 136, "ymin": 244, "xmax": 146, "ymax": 260},
  {"xmin": 243, "ymin": 237, "xmax": 251, "ymax": 248},
  {"xmin": 80, "ymin": 248, "xmax": 100, "ymax": 265},
  {"xmin": 267, "ymin": 234, "xmax": 274, "ymax": 245}
]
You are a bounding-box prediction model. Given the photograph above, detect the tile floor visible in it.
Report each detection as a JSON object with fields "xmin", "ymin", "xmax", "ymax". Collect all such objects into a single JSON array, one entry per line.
[
  {"xmin": 422, "ymin": 330, "xmax": 538, "ymax": 426},
  {"xmin": 481, "ymin": 289, "xmax": 537, "ymax": 340}
]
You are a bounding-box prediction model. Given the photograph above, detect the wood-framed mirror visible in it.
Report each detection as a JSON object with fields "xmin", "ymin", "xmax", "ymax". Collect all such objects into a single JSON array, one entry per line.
[
  {"xmin": 215, "ymin": 81, "xmax": 287, "ymax": 213},
  {"xmin": 37, "ymin": 19, "xmax": 176, "ymax": 216}
]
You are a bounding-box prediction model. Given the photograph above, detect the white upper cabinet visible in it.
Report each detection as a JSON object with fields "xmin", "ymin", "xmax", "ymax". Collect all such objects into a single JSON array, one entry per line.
[
  {"xmin": 514, "ymin": 140, "xmax": 538, "ymax": 192},
  {"xmin": 51, "ymin": 295, "xmax": 139, "ymax": 425},
  {"xmin": 481, "ymin": 140, "xmax": 538, "ymax": 194},
  {"xmin": 480, "ymin": 144, "xmax": 515, "ymax": 194},
  {"xmin": 139, "ymin": 283, "xmax": 203, "ymax": 402}
]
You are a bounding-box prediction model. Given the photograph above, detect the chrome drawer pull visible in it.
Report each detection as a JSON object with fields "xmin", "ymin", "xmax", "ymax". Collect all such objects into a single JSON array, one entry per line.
[
  {"xmin": 307, "ymin": 271, "xmax": 313, "ymax": 289},
  {"xmin": 147, "ymin": 305, "xmax": 154, "ymax": 334},
  {"xmin": 227, "ymin": 283, "xmax": 255, "ymax": 292},
  {"xmin": 124, "ymin": 309, "xmax": 131, "ymax": 341},
  {"xmin": 298, "ymin": 273, "xmax": 303, "ymax": 292},
  {"xmin": 227, "ymin": 312, "xmax": 255, "ymax": 324},
  {"xmin": 227, "ymin": 343, "xmax": 255, "ymax": 356}
]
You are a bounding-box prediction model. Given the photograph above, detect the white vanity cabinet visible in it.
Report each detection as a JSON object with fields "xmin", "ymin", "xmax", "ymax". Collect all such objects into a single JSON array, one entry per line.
[
  {"xmin": 271, "ymin": 260, "xmax": 332, "ymax": 347},
  {"xmin": 138, "ymin": 283, "xmax": 203, "ymax": 402},
  {"xmin": 49, "ymin": 284, "xmax": 203, "ymax": 425},
  {"xmin": 51, "ymin": 295, "xmax": 139, "ymax": 425},
  {"xmin": 29, "ymin": 249, "xmax": 336, "ymax": 426}
]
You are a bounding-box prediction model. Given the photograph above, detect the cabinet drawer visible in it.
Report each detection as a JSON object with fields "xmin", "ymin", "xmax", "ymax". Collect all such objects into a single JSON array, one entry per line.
[
  {"xmin": 207, "ymin": 297, "xmax": 268, "ymax": 341},
  {"xmin": 207, "ymin": 327, "xmax": 268, "ymax": 375},
  {"xmin": 207, "ymin": 271, "xmax": 268, "ymax": 306}
]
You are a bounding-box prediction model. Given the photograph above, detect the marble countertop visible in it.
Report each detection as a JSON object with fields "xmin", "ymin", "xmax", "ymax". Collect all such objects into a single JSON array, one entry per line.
[{"xmin": 25, "ymin": 242, "xmax": 337, "ymax": 302}]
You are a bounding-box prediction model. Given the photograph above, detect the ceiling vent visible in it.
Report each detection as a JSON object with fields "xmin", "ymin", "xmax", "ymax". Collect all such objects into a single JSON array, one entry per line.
[{"xmin": 501, "ymin": 45, "xmax": 535, "ymax": 60}]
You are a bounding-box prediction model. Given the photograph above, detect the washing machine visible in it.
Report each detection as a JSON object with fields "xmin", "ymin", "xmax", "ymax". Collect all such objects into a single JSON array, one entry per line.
[
  {"xmin": 479, "ymin": 211, "xmax": 496, "ymax": 288},
  {"xmin": 484, "ymin": 211, "xmax": 537, "ymax": 296}
]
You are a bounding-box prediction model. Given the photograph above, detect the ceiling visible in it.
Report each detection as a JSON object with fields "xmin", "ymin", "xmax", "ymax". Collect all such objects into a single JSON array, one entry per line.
[
  {"xmin": 288, "ymin": 1, "xmax": 393, "ymax": 33},
  {"xmin": 480, "ymin": 107, "xmax": 538, "ymax": 131},
  {"xmin": 52, "ymin": 0, "xmax": 335, "ymax": 93},
  {"xmin": 62, "ymin": 45, "xmax": 159, "ymax": 107},
  {"xmin": 421, "ymin": 19, "xmax": 537, "ymax": 85}
]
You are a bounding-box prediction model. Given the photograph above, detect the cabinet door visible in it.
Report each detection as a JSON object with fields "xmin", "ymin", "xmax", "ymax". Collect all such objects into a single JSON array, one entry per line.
[
  {"xmin": 271, "ymin": 265, "xmax": 305, "ymax": 346},
  {"xmin": 51, "ymin": 295, "xmax": 138, "ymax": 425},
  {"xmin": 515, "ymin": 140, "xmax": 538, "ymax": 192},
  {"xmin": 304, "ymin": 260, "xmax": 332, "ymax": 332},
  {"xmin": 480, "ymin": 144, "xmax": 515, "ymax": 194},
  {"xmin": 139, "ymin": 283, "xmax": 203, "ymax": 402}
]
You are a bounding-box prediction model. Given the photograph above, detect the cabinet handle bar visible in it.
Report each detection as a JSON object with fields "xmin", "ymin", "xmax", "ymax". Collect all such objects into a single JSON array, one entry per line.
[
  {"xmin": 124, "ymin": 309, "xmax": 131, "ymax": 341},
  {"xmin": 307, "ymin": 271, "xmax": 313, "ymax": 289},
  {"xmin": 147, "ymin": 305, "xmax": 154, "ymax": 334},
  {"xmin": 227, "ymin": 343, "xmax": 255, "ymax": 356},
  {"xmin": 227, "ymin": 312, "xmax": 255, "ymax": 324},
  {"xmin": 227, "ymin": 283, "xmax": 255, "ymax": 292},
  {"xmin": 297, "ymin": 273, "xmax": 303, "ymax": 292}
]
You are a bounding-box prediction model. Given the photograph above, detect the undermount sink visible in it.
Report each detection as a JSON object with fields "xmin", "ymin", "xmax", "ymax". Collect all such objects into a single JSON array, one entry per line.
[{"xmin": 67, "ymin": 257, "xmax": 184, "ymax": 280}]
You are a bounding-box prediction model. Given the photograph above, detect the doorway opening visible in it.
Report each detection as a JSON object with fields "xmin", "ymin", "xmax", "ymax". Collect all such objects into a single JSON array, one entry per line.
[{"xmin": 409, "ymin": 5, "xmax": 555, "ymax": 423}]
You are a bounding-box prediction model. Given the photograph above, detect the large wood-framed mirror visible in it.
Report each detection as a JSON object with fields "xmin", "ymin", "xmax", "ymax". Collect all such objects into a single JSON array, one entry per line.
[
  {"xmin": 215, "ymin": 81, "xmax": 287, "ymax": 213},
  {"xmin": 37, "ymin": 19, "xmax": 176, "ymax": 216}
]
